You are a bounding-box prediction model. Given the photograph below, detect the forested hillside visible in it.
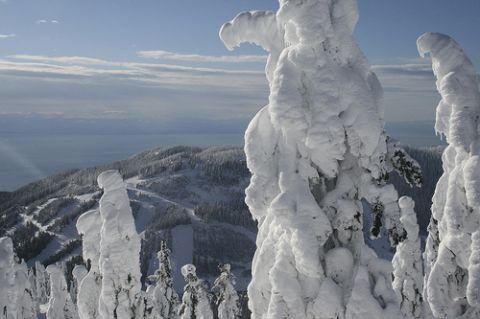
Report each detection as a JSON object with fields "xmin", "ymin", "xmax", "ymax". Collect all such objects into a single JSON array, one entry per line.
[{"xmin": 0, "ymin": 145, "xmax": 441, "ymax": 291}]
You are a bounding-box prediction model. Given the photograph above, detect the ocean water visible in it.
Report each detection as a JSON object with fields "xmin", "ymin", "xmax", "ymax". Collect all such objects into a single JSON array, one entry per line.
[
  {"xmin": 0, "ymin": 121, "xmax": 444, "ymax": 192},
  {"xmin": 0, "ymin": 133, "xmax": 243, "ymax": 191}
]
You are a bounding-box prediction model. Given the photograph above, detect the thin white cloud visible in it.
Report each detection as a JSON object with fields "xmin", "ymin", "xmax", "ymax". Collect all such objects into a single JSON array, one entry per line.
[
  {"xmin": 36, "ymin": 19, "xmax": 60, "ymax": 24},
  {"xmin": 137, "ymin": 50, "xmax": 267, "ymax": 63},
  {"xmin": 0, "ymin": 34, "xmax": 15, "ymax": 39},
  {"xmin": 0, "ymin": 53, "xmax": 268, "ymax": 123},
  {"xmin": 9, "ymin": 54, "xmax": 109, "ymax": 65},
  {"xmin": 0, "ymin": 55, "xmax": 265, "ymax": 93},
  {"xmin": 0, "ymin": 54, "xmax": 442, "ymax": 125}
]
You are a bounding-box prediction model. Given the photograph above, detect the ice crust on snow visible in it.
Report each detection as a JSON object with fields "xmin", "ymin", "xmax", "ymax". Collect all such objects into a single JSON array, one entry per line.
[
  {"xmin": 418, "ymin": 32, "xmax": 480, "ymax": 318},
  {"xmin": 221, "ymin": 0, "xmax": 404, "ymax": 318}
]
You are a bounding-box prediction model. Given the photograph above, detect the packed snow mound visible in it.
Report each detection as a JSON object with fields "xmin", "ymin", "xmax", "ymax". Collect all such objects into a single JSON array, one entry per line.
[{"xmin": 418, "ymin": 32, "xmax": 480, "ymax": 318}]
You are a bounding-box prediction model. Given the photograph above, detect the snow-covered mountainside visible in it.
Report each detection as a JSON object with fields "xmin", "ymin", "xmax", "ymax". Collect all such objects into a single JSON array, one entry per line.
[{"xmin": 0, "ymin": 145, "xmax": 440, "ymax": 291}]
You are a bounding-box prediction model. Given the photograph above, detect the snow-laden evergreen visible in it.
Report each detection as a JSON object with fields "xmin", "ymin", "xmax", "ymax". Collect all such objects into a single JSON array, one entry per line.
[
  {"xmin": 147, "ymin": 241, "xmax": 179, "ymax": 319},
  {"xmin": 96, "ymin": 170, "xmax": 142, "ymax": 319},
  {"xmin": 417, "ymin": 32, "xmax": 480, "ymax": 318},
  {"xmin": 221, "ymin": 0, "xmax": 409, "ymax": 318},
  {"xmin": 0, "ymin": 236, "xmax": 36, "ymax": 319},
  {"xmin": 75, "ymin": 209, "xmax": 102, "ymax": 319},
  {"xmin": 35, "ymin": 261, "xmax": 50, "ymax": 307},
  {"xmin": 45, "ymin": 264, "xmax": 79, "ymax": 319},
  {"xmin": 178, "ymin": 264, "xmax": 213, "ymax": 319},
  {"xmin": 212, "ymin": 264, "xmax": 240, "ymax": 319},
  {"xmin": 392, "ymin": 196, "xmax": 424, "ymax": 319},
  {"xmin": 70, "ymin": 265, "xmax": 87, "ymax": 306}
]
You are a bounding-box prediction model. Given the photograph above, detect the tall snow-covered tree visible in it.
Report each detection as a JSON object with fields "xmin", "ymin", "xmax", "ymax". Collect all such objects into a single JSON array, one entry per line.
[
  {"xmin": 178, "ymin": 264, "xmax": 213, "ymax": 319},
  {"xmin": 147, "ymin": 241, "xmax": 179, "ymax": 319},
  {"xmin": 35, "ymin": 261, "xmax": 50, "ymax": 306},
  {"xmin": 417, "ymin": 32, "xmax": 480, "ymax": 318},
  {"xmin": 75, "ymin": 209, "xmax": 102, "ymax": 319},
  {"xmin": 96, "ymin": 170, "xmax": 142, "ymax": 319},
  {"xmin": 45, "ymin": 264, "xmax": 79, "ymax": 319},
  {"xmin": 70, "ymin": 265, "xmax": 88, "ymax": 307},
  {"xmin": 0, "ymin": 236, "xmax": 37, "ymax": 319},
  {"xmin": 212, "ymin": 264, "xmax": 240, "ymax": 319},
  {"xmin": 392, "ymin": 196, "xmax": 424, "ymax": 319},
  {"xmin": 220, "ymin": 0, "xmax": 407, "ymax": 318}
]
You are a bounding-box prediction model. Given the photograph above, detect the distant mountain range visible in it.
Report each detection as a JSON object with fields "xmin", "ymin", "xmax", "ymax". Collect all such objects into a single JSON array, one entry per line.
[{"xmin": 0, "ymin": 145, "xmax": 443, "ymax": 292}]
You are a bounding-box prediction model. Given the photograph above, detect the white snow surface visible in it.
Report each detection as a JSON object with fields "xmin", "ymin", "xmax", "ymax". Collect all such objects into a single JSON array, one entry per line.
[
  {"xmin": 418, "ymin": 32, "xmax": 480, "ymax": 318},
  {"xmin": 221, "ymin": 0, "xmax": 403, "ymax": 318}
]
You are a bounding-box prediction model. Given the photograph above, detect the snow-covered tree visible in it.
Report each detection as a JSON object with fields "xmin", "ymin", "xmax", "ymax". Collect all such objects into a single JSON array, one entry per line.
[
  {"xmin": 392, "ymin": 196, "xmax": 424, "ymax": 319},
  {"xmin": 35, "ymin": 261, "xmax": 50, "ymax": 306},
  {"xmin": 178, "ymin": 264, "xmax": 213, "ymax": 319},
  {"xmin": 147, "ymin": 241, "xmax": 179, "ymax": 319},
  {"xmin": 220, "ymin": 1, "xmax": 406, "ymax": 318},
  {"xmin": 417, "ymin": 32, "xmax": 480, "ymax": 318},
  {"xmin": 46, "ymin": 264, "xmax": 79, "ymax": 319},
  {"xmin": 70, "ymin": 265, "xmax": 87, "ymax": 306},
  {"xmin": 96, "ymin": 170, "xmax": 142, "ymax": 319},
  {"xmin": 131, "ymin": 291, "xmax": 160, "ymax": 319},
  {"xmin": 75, "ymin": 209, "xmax": 102, "ymax": 319},
  {"xmin": 212, "ymin": 263, "xmax": 240, "ymax": 319},
  {"xmin": 0, "ymin": 236, "xmax": 37, "ymax": 319}
]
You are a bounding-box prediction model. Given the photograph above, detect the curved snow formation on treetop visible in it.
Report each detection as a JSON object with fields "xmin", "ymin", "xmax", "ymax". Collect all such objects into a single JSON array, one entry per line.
[
  {"xmin": 220, "ymin": 0, "xmax": 405, "ymax": 318},
  {"xmin": 97, "ymin": 170, "xmax": 142, "ymax": 319},
  {"xmin": 417, "ymin": 32, "xmax": 480, "ymax": 318}
]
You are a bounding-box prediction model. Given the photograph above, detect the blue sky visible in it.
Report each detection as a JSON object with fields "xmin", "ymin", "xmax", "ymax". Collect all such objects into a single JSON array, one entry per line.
[
  {"xmin": 2, "ymin": 0, "xmax": 479, "ymax": 189},
  {"xmin": 0, "ymin": 0, "xmax": 479, "ymax": 131}
]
